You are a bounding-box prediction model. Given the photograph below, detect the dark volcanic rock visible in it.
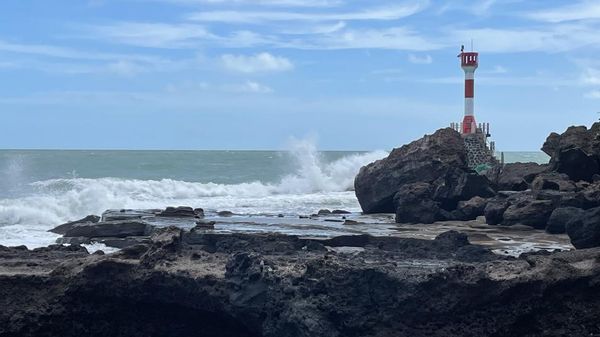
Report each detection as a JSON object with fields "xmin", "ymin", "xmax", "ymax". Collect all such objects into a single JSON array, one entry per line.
[
  {"xmin": 157, "ymin": 206, "xmax": 200, "ymax": 218},
  {"xmin": 194, "ymin": 220, "xmax": 216, "ymax": 229},
  {"xmin": 566, "ymin": 206, "xmax": 600, "ymax": 249},
  {"xmin": 96, "ymin": 237, "xmax": 151, "ymax": 249},
  {"xmin": 394, "ymin": 182, "xmax": 444, "ymax": 224},
  {"xmin": 317, "ymin": 209, "xmax": 331, "ymax": 215},
  {"xmin": 484, "ymin": 198, "xmax": 509, "ymax": 225},
  {"xmin": 501, "ymin": 196, "xmax": 554, "ymax": 229},
  {"xmin": 355, "ymin": 128, "xmax": 495, "ymax": 221},
  {"xmin": 218, "ymin": 211, "xmax": 235, "ymax": 217},
  {"xmin": 50, "ymin": 215, "xmax": 101, "ymax": 235},
  {"xmin": 431, "ymin": 168, "xmax": 495, "ymax": 210},
  {"xmin": 355, "ymin": 128, "xmax": 473, "ymax": 213},
  {"xmin": 101, "ymin": 209, "xmax": 158, "ymax": 222},
  {"xmin": 454, "ymin": 196, "xmax": 488, "ymax": 221},
  {"xmin": 3, "ymin": 231, "xmax": 600, "ymax": 337},
  {"xmin": 63, "ymin": 220, "xmax": 150, "ymax": 238},
  {"xmin": 486, "ymin": 162, "xmax": 548, "ymax": 191},
  {"xmin": 531, "ymin": 172, "xmax": 577, "ymax": 192},
  {"xmin": 547, "ymin": 207, "xmax": 584, "ymax": 234},
  {"xmin": 542, "ymin": 123, "xmax": 600, "ymax": 182}
]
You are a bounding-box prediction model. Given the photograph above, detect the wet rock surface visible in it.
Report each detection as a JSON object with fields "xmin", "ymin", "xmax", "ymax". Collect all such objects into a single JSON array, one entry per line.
[
  {"xmin": 49, "ymin": 215, "xmax": 101, "ymax": 235},
  {"xmin": 2, "ymin": 229, "xmax": 600, "ymax": 337},
  {"xmin": 61, "ymin": 219, "xmax": 150, "ymax": 238}
]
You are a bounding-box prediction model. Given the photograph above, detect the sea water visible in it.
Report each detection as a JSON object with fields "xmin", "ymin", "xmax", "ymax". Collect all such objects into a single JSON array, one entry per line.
[{"xmin": 0, "ymin": 142, "xmax": 549, "ymax": 248}]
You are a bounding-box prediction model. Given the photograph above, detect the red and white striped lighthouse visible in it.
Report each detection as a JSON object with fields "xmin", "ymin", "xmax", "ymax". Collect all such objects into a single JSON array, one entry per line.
[{"xmin": 460, "ymin": 50, "xmax": 478, "ymax": 134}]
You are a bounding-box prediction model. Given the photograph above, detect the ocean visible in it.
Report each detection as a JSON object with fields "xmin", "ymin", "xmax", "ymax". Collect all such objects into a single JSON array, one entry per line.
[{"xmin": 0, "ymin": 143, "xmax": 549, "ymax": 248}]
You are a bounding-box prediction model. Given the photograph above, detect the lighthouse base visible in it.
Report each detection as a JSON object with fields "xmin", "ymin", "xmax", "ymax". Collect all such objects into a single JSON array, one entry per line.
[{"xmin": 462, "ymin": 115, "xmax": 476, "ymax": 134}]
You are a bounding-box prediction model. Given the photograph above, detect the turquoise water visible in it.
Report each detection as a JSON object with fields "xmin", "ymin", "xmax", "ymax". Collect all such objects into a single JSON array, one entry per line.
[
  {"xmin": 0, "ymin": 147, "xmax": 549, "ymax": 247},
  {"xmin": 0, "ymin": 150, "xmax": 362, "ymax": 198}
]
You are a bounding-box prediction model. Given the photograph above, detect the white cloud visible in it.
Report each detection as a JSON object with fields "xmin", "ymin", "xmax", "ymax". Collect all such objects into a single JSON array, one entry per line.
[
  {"xmin": 221, "ymin": 52, "xmax": 293, "ymax": 73},
  {"xmin": 0, "ymin": 39, "xmax": 176, "ymax": 64},
  {"xmin": 106, "ymin": 60, "xmax": 145, "ymax": 76},
  {"xmin": 154, "ymin": 0, "xmax": 343, "ymax": 6},
  {"xmin": 527, "ymin": 1, "xmax": 600, "ymax": 22},
  {"xmin": 225, "ymin": 80, "xmax": 273, "ymax": 93},
  {"xmin": 581, "ymin": 68, "xmax": 600, "ymax": 85},
  {"xmin": 448, "ymin": 23, "xmax": 600, "ymax": 53},
  {"xmin": 480, "ymin": 65, "xmax": 508, "ymax": 74},
  {"xmin": 436, "ymin": 0, "xmax": 498, "ymax": 16},
  {"xmin": 294, "ymin": 27, "xmax": 441, "ymax": 51},
  {"xmin": 187, "ymin": 2, "xmax": 429, "ymax": 23},
  {"xmin": 584, "ymin": 90, "xmax": 600, "ymax": 99},
  {"xmin": 408, "ymin": 54, "xmax": 432, "ymax": 64},
  {"xmin": 280, "ymin": 21, "xmax": 346, "ymax": 35},
  {"xmin": 490, "ymin": 65, "xmax": 508, "ymax": 74},
  {"xmin": 87, "ymin": 22, "xmax": 213, "ymax": 48}
]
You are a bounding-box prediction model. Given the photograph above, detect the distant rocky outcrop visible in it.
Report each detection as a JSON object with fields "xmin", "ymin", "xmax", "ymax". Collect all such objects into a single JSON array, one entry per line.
[
  {"xmin": 354, "ymin": 128, "xmax": 495, "ymax": 222},
  {"xmin": 355, "ymin": 122, "xmax": 600, "ymax": 249},
  {"xmin": 542, "ymin": 123, "xmax": 600, "ymax": 182}
]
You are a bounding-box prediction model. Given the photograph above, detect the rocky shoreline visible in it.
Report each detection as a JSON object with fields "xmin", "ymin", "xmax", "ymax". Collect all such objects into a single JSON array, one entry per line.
[{"xmin": 3, "ymin": 227, "xmax": 600, "ymax": 337}]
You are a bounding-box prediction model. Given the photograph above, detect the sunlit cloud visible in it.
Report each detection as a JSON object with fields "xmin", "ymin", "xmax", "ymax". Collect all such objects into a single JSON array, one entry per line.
[
  {"xmin": 221, "ymin": 52, "xmax": 293, "ymax": 73},
  {"xmin": 527, "ymin": 0, "xmax": 600, "ymax": 22},
  {"xmin": 186, "ymin": 2, "xmax": 429, "ymax": 23}
]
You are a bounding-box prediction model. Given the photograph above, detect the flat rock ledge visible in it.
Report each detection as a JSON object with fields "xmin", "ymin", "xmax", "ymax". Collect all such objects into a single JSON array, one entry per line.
[{"xmin": 2, "ymin": 229, "xmax": 600, "ymax": 337}]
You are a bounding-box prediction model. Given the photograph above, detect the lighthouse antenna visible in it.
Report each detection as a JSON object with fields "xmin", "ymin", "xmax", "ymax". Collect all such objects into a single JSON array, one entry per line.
[{"xmin": 471, "ymin": 39, "xmax": 474, "ymax": 51}]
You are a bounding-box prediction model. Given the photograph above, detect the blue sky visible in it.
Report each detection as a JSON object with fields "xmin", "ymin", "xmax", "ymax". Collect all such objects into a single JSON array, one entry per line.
[{"xmin": 1, "ymin": 0, "xmax": 600, "ymax": 150}]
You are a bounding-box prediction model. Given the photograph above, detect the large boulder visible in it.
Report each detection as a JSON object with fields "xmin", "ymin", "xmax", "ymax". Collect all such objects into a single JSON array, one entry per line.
[
  {"xmin": 453, "ymin": 196, "xmax": 488, "ymax": 221},
  {"xmin": 501, "ymin": 195, "xmax": 555, "ymax": 229},
  {"xmin": 431, "ymin": 168, "xmax": 495, "ymax": 210},
  {"xmin": 566, "ymin": 206, "xmax": 600, "ymax": 249},
  {"xmin": 546, "ymin": 207, "xmax": 584, "ymax": 234},
  {"xmin": 486, "ymin": 162, "xmax": 548, "ymax": 191},
  {"xmin": 531, "ymin": 172, "xmax": 577, "ymax": 192},
  {"xmin": 394, "ymin": 182, "xmax": 445, "ymax": 224},
  {"xmin": 63, "ymin": 220, "xmax": 150, "ymax": 238},
  {"xmin": 484, "ymin": 198, "xmax": 509, "ymax": 225},
  {"xmin": 559, "ymin": 182, "xmax": 600, "ymax": 209},
  {"xmin": 355, "ymin": 128, "xmax": 494, "ymax": 214},
  {"xmin": 542, "ymin": 123, "xmax": 600, "ymax": 182}
]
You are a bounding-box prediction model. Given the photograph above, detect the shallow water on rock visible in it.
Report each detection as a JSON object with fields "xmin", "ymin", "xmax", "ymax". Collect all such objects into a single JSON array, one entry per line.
[{"xmin": 124, "ymin": 209, "xmax": 572, "ymax": 257}]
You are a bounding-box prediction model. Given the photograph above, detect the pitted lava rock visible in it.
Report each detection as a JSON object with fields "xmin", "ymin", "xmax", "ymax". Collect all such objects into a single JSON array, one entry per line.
[{"xmin": 2, "ymin": 229, "xmax": 600, "ymax": 337}]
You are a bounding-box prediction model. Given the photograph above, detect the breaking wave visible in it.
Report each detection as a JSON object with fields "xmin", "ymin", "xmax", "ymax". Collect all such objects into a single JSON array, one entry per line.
[{"xmin": 0, "ymin": 141, "xmax": 387, "ymax": 246}]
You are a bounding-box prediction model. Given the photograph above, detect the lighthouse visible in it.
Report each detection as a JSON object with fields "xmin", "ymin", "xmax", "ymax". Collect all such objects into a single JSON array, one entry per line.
[
  {"xmin": 449, "ymin": 46, "xmax": 497, "ymax": 168},
  {"xmin": 460, "ymin": 48, "xmax": 478, "ymax": 134}
]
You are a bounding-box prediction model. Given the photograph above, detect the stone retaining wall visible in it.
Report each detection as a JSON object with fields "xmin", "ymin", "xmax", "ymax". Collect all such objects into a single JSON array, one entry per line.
[{"xmin": 464, "ymin": 134, "xmax": 497, "ymax": 168}]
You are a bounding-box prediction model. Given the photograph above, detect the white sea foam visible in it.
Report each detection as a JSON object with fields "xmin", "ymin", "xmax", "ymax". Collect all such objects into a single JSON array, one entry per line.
[{"xmin": 0, "ymin": 143, "xmax": 388, "ymax": 247}]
